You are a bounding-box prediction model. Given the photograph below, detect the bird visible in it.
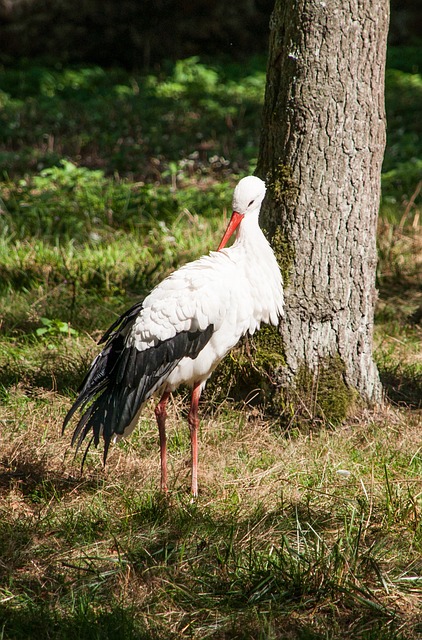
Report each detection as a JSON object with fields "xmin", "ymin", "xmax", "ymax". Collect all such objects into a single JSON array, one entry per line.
[{"xmin": 62, "ymin": 175, "xmax": 284, "ymax": 496}]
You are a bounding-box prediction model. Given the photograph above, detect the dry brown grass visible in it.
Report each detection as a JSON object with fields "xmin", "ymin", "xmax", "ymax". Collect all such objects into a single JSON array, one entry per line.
[
  {"xmin": 0, "ymin": 350, "xmax": 421, "ymax": 638},
  {"xmin": 1, "ymin": 379, "xmax": 420, "ymax": 514}
]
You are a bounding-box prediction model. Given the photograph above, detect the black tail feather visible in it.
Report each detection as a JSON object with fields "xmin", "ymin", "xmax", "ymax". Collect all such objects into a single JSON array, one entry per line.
[
  {"xmin": 80, "ymin": 435, "xmax": 95, "ymax": 471},
  {"xmin": 71, "ymin": 404, "xmax": 95, "ymax": 449}
]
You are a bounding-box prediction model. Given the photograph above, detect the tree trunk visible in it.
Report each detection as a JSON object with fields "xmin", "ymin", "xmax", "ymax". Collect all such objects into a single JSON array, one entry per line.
[{"xmin": 257, "ymin": 0, "xmax": 389, "ymax": 406}]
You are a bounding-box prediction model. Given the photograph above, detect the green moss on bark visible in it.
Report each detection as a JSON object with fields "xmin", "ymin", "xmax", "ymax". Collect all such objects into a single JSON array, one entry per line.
[
  {"xmin": 268, "ymin": 162, "xmax": 299, "ymax": 204},
  {"xmin": 270, "ymin": 226, "xmax": 295, "ymax": 287},
  {"xmin": 261, "ymin": 162, "xmax": 298, "ymax": 286},
  {"xmin": 295, "ymin": 356, "xmax": 358, "ymax": 425},
  {"xmin": 207, "ymin": 326, "xmax": 286, "ymax": 406},
  {"xmin": 209, "ymin": 341, "xmax": 356, "ymax": 428}
]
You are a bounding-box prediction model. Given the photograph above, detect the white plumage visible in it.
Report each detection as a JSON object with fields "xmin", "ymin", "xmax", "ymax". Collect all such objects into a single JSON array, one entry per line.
[{"xmin": 63, "ymin": 176, "xmax": 284, "ymax": 495}]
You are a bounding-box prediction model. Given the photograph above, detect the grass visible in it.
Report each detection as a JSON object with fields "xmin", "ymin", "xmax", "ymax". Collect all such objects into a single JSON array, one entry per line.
[
  {"xmin": 0, "ymin": 49, "xmax": 421, "ymax": 638},
  {"xmin": 0, "ymin": 392, "xmax": 421, "ymax": 638}
]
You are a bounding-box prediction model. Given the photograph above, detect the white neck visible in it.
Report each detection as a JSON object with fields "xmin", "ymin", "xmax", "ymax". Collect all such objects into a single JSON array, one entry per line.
[
  {"xmin": 228, "ymin": 205, "xmax": 284, "ymax": 324},
  {"xmin": 234, "ymin": 208, "xmax": 266, "ymax": 247}
]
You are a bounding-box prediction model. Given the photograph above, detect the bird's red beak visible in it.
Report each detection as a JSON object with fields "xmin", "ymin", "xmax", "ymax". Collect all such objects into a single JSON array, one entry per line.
[{"xmin": 217, "ymin": 211, "xmax": 244, "ymax": 251}]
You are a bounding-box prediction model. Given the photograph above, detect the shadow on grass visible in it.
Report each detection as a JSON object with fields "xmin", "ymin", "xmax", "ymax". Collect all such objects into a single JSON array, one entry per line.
[
  {"xmin": 379, "ymin": 366, "xmax": 422, "ymax": 409},
  {"xmin": 0, "ymin": 456, "xmax": 104, "ymax": 503},
  {"xmin": 0, "ymin": 604, "xmax": 158, "ymax": 640},
  {"xmin": 376, "ymin": 276, "xmax": 422, "ymax": 410},
  {"xmin": 0, "ymin": 595, "xmax": 411, "ymax": 640},
  {"xmin": 377, "ymin": 277, "xmax": 422, "ymax": 316},
  {"xmin": 0, "ymin": 341, "xmax": 94, "ymax": 394},
  {"xmin": 0, "ymin": 605, "xmax": 320, "ymax": 640},
  {"xmin": 0, "ymin": 471, "xmax": 416, "ymax": 640}
]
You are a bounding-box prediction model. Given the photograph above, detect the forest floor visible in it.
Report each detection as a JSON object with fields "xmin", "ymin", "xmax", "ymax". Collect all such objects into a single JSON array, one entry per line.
[{"xmin": 0, "ymin": 51, "xmax": 421, "ymax": 639}]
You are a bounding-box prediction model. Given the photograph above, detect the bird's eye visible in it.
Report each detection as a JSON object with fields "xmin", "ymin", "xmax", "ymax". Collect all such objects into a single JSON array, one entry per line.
[{"xmin": 248, "ymin": 199, "xmax": 255, "ymax": 207}]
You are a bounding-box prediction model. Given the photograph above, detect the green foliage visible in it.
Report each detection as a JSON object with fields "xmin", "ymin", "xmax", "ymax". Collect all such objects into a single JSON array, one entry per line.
[
  {"xmin": 148, "ymin": 56, "xmax": 265, "ymax": 114},
  {"xmin": 1, "ymin": 52, "xmax": 420, "ymax": 225},
  {"xmin": 0, "ymin": 57, "xmax": 265, "ymax": 179},
  {"xmin": 381, "ymin": 158, "xmax": 422, "ymax": 212},
  {"xmin": 36, "ymin": 317, "xmax": 78, "ymax": 339},
  {"xmin": 0, "ymin": 159, "xmax": 231, "ymax": 242},
  {"xmin": 150, "ymin": 57, "xmax": 220, "ymax": 99},
  {"xmin": 386, "ymin": 46, "xmax": 422, "ymax": 76},
  {"xmin": 381, "ymin": 64, "xmax": 422, "ymax": 221}
]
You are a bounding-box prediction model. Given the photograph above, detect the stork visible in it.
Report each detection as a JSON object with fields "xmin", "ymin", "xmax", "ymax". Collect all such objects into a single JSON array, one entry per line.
[{"xmin": 63, "ymin": 176, "xmax": 284, "ymax": 496}]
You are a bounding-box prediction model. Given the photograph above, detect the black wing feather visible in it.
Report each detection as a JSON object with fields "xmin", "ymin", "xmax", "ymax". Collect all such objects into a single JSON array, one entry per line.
[
  {"xmin": 63, "ymin": 302, "xmax": 213, "ymax": 466},
  {"xmin": 98, "ymin": 300, "xmax": 144, "ymax": 345}
]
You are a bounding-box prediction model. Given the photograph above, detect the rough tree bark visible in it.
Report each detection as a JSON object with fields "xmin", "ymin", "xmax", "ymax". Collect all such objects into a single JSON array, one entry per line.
[{"xmin": 257, "ymin": 0, "xmax": 389, "ymax": 407}]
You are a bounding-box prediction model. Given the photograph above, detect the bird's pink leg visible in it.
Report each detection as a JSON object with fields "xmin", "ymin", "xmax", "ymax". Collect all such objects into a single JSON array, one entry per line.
[
  {"xmin": 155, "ymin": 391, "xmax": 171, "ymax": 493},
  {"xmin": 188, "ymin": 382, "xmax": 202, "ymax": 497}
]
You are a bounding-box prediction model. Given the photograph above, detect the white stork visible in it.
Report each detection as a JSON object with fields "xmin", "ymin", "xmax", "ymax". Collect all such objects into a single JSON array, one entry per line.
[{"xmin": 63, "ymin": 176, "xmax": 284, "ymax": 496}]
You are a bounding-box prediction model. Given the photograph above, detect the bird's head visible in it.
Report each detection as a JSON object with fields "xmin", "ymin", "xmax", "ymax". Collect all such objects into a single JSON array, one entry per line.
[{"xmin": 218, "ymin": 176, "xmax": 266, "ymax": 251}]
